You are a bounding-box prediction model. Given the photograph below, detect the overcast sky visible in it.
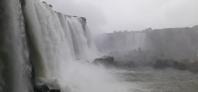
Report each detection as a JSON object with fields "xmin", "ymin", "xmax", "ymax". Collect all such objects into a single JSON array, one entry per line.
[{"xmin": 45, "ymin": 0, "xmax": 198, "ymax": 34}]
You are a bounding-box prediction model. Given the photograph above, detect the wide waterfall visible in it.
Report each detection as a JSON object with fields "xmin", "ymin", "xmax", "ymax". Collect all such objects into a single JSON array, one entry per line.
[
  {"xmin": 23, "ymin": 0, "xmax": 98, "ymax": 80},
  {"xmin": 0, "ymin": 0, "xmax": 130, "ymax": 92}
]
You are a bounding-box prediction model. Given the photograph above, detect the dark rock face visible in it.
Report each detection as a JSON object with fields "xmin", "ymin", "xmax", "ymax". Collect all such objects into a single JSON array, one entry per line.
[
  {"xmin": 93, "ymin": 56, "xmax": 115, "ymax": 66},
  {"xmin": 34, "ymin": 84, "xmax": 49, "ymax": 92},
  {"xmin": 34, "ymin": 79, "xmax": 61, "ymax": 92},
  {"xmin": 93, "ymin": 56, "xmax": 136, "ymax": 69}
]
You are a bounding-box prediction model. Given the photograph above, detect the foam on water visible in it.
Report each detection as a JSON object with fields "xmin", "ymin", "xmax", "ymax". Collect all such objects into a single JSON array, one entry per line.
[{"xmin": 58, "ymin": 61, "xmax": 130, "ymax": 92}]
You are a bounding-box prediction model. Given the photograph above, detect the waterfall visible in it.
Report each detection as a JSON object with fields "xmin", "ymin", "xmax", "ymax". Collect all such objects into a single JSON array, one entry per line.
[
  {"xmin": 0, "ymin": 0, "xmax": 32, "ymax": 92},
  {"xmin": 22, "ymin": 0, "xmax": 98, "ymax": 80},
  {"xmin": 0, "ymin": 0, "xmax": 130, "ymax": 92}
]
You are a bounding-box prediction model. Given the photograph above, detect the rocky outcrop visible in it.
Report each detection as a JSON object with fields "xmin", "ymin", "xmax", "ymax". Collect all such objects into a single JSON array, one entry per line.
[
  {"xmin": 34, "ymin": 79, "xmax": 61, "ymax": 92},
  {"xmin": 93, "ymin": 56, "xmax": 115, "ymax": 66}
]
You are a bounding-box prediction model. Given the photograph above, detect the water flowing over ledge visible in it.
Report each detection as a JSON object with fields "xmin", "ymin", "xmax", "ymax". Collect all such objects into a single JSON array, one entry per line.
[
  {"xmin": 0, "ymin": 0, "xmax": 98, "ymax": 91},
  {"xmin": 0, "ymin": 0, "xmax": 133, "ymax": 92}
]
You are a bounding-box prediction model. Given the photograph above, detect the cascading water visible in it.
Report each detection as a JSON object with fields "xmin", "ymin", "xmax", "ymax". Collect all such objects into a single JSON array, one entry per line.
[
  {"xmin": 0, "ymin": 0, "xmax": 32, "ymax": 92},
  {"xmin": 0, "ymin": 0, "xmax": 131, "ymax": 92},
  {"xmin": 23, "ymin": 0, "xmax": 99, "ymax": 80}
]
